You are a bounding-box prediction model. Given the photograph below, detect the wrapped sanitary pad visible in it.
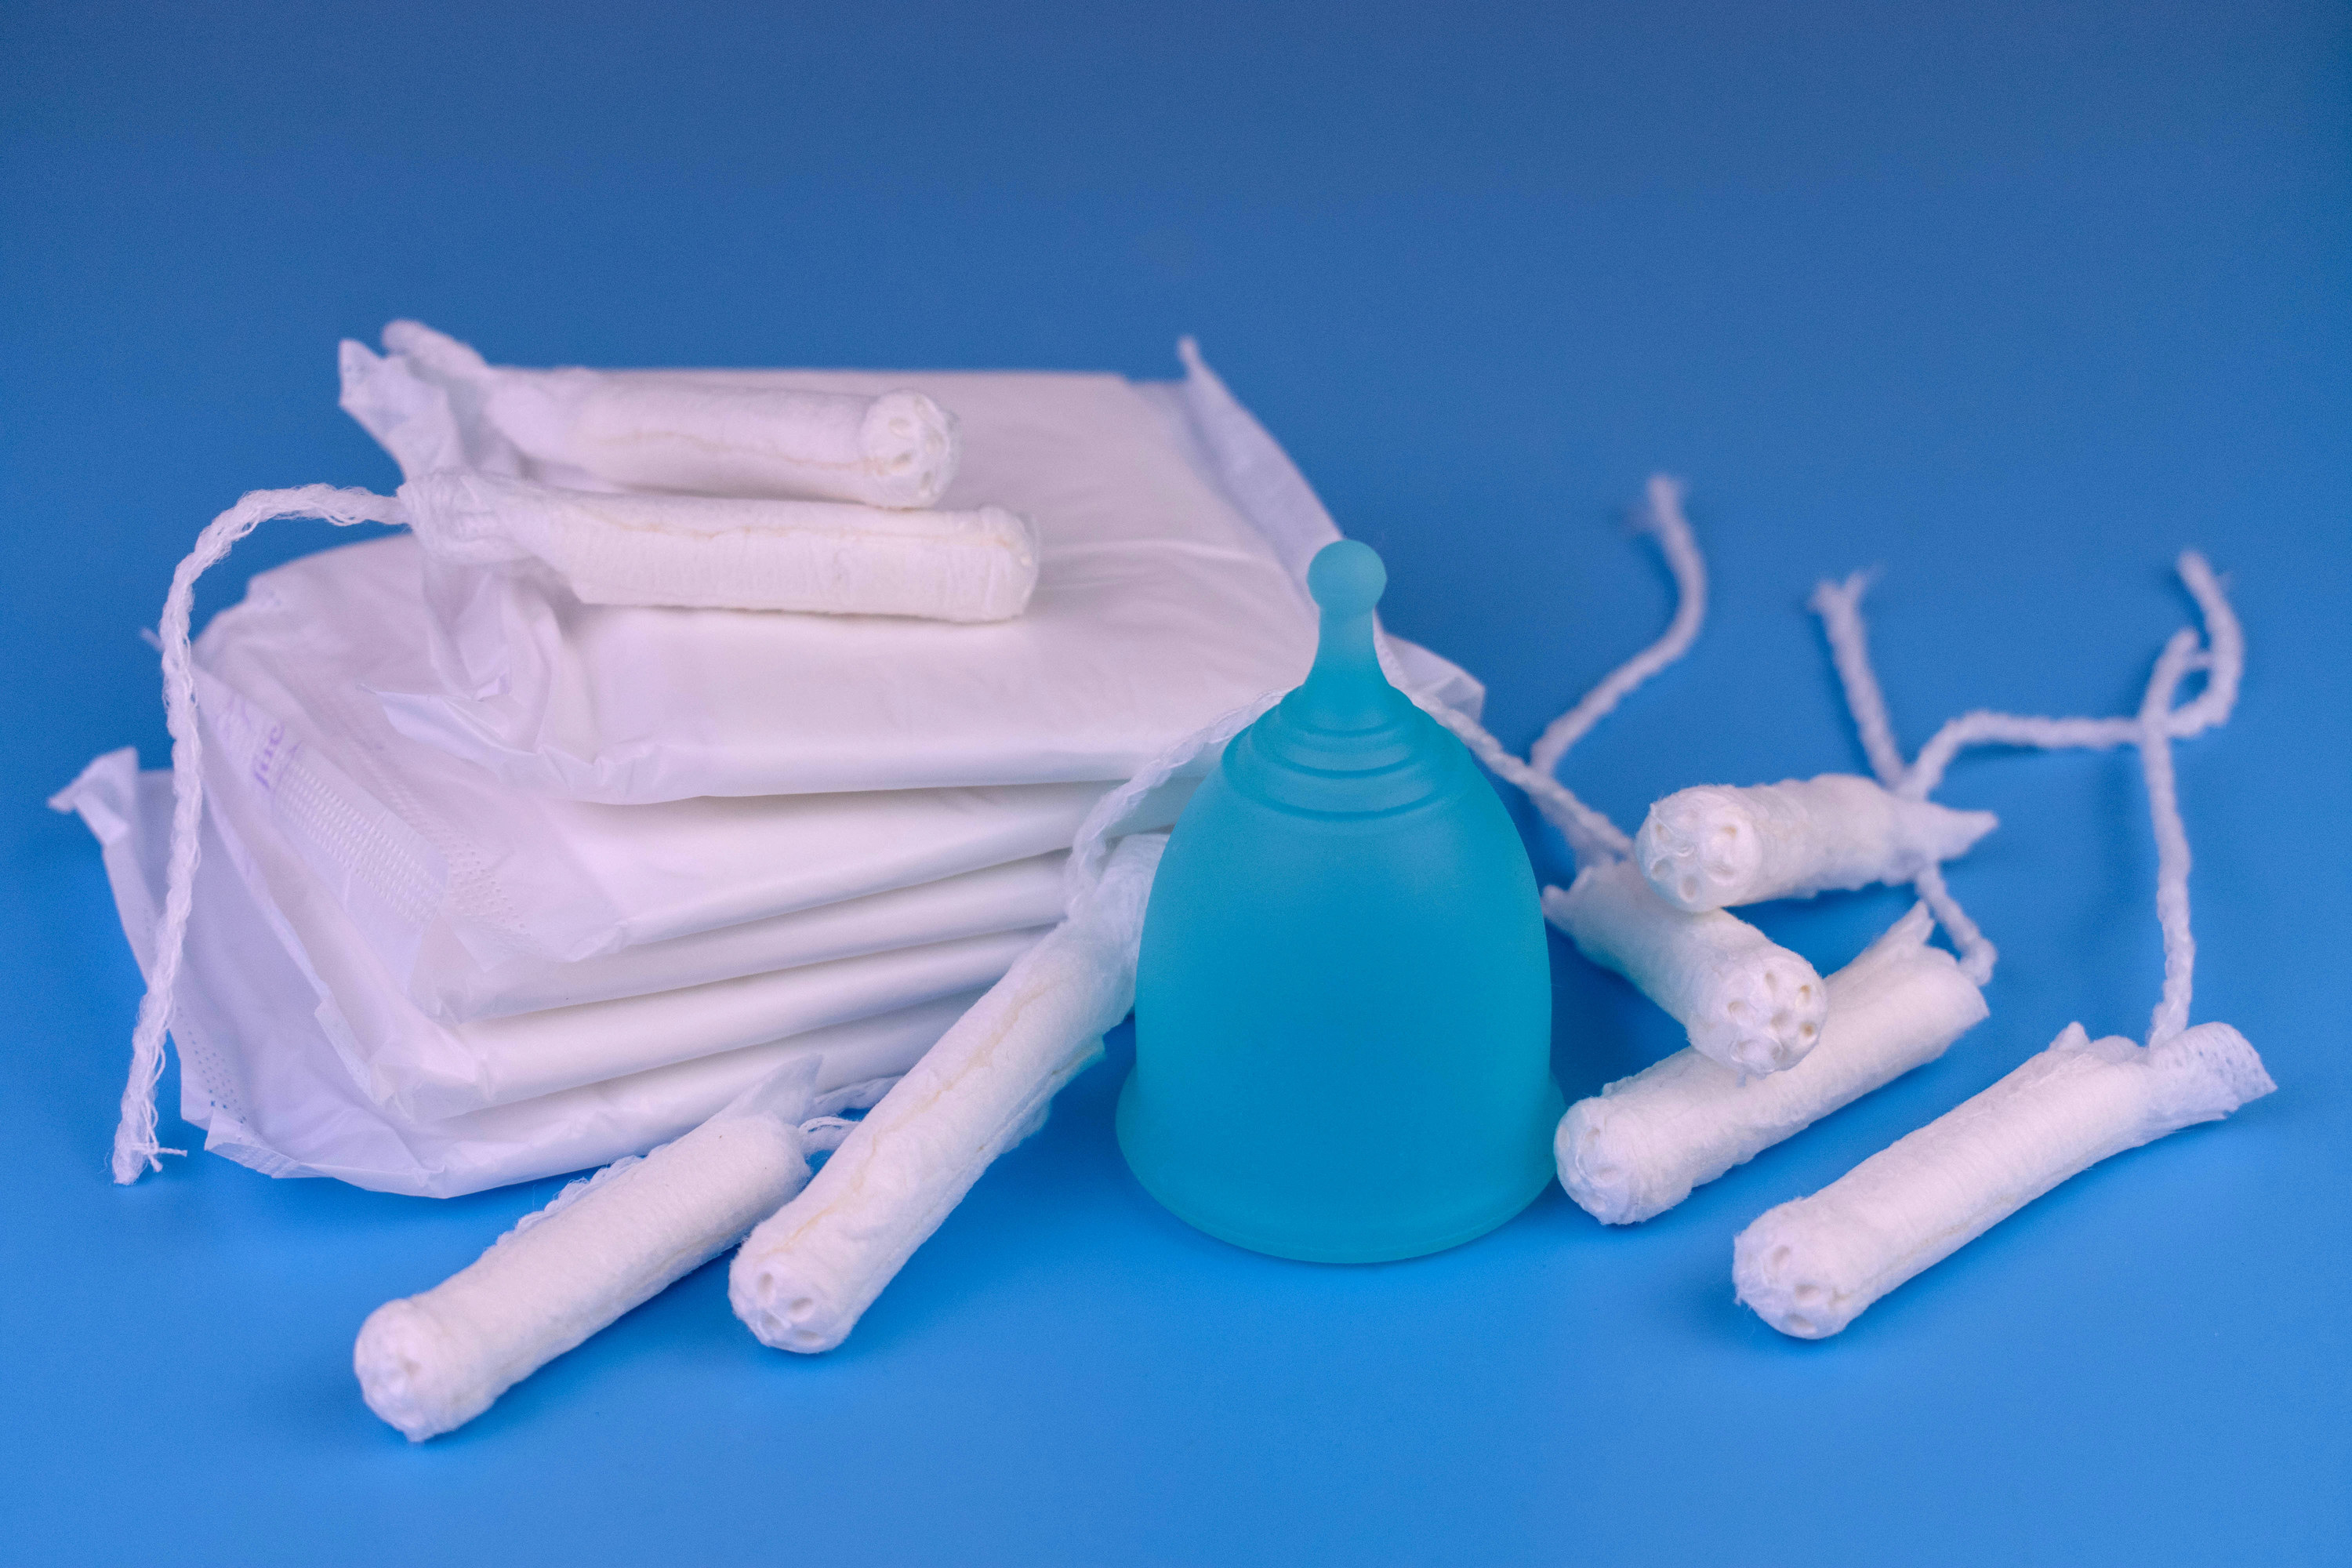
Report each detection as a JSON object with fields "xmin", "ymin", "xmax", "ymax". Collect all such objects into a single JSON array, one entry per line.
[
  {"xmin": 198, "ymin": 724, "xmax": 1044, "ymax": 1117},
  {"xmin": 56, "ymin": 752, "xmax": 965, "ymax": 1197},
  {"xmin": 194, "ymin": 536, "xmax": 1137, "ymax": 1012},
  {"xmin": 344, "ymin": 336, "xmax": 1351, "ymax": 800}
]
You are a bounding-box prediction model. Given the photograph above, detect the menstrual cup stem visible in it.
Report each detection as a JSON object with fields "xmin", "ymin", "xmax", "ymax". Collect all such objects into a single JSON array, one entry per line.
[{"xmin": 1291, "ymin": 540, "xmax": 1397, "ymax": 731}]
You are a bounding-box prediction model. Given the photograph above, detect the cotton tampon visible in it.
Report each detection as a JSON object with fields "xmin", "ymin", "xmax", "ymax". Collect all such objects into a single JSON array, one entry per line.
[
  {"xmin": 1544, "ymin": 858, "xmax": 1827, "ymax": 1076},
  {"xmin": 400, "ymin": 470, "xmax": 1038, "ymax": 622},
  {"xmin": 731, "ymin": 833, "xmax": 1164, "ymax": 1353},
  {"xmin": 1735, "ymin": 619, "xmax": 2269, "ymax": 1338},
  {"xmin": 354, "ymin": 1060, "xmax": 838, "ymax": 1440},
  {"xmin": 354, "ymin": 321, "xmax": 963, "ymax": 507},
  {"xmin": 1634, "ymin": 774, "xmax": 1997, "ymax": 913},
  {"xmin": 1558, "ymin": 902, "xmax": 1987, "ymax": 1223},
  {"xmin": 1733, "ymin": 1019, "xmax": 2272, "ymax": 1338}
]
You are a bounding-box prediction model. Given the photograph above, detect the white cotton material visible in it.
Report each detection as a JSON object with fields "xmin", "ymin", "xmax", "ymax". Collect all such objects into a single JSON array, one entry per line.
[
  {"xmin": 1545, "ymin": 858, "xmax": 1828, "ymax": 1076},
  {"xmin": 192, "ymin": 723, "xmax": 1040, "ymax": 1116},
  {"xmin": 1736, "ymin": 612, "xmax": 2263, "ymax": 1338},
  {"xmin": 362, "ymin": 366, "xmax": 1341, "ymax": 801},
  {"xmin": 730, "ymin": 833, "xmax": 1165, "ymax": 1353},
  {"xmin": 1635, "ymin": 774, "xmax": 1997, "ymax": 913},
  {"xmin": 354, "ymin": 1059, "xmax": 829, "ymax": 1442},
  {"xmin": 53, "ymin": 749, "xmax": 961, "ymax": 1196},
  {"xmin": 1461, "ymin": 476, "xmax": 1705, "ymax": 866},
  {"xmin": 1893, "ymin": 552, "xmax": 2245, "ymax": 804},
  {"xmin": 342, "ymin": 321, "xmax": 961, "ymax": 508},
  {"xmin": 1557, "ymin": 904, "xmax": 1987, "ymax": 1224},
  {"xmin": 1733, "ymin": 1020, "xmax": 2274, "ymax": 1338},
  {"xmin": 1528, "ymin": 475, "xmax": 1708, "ymax": 789},
  {"xmin": 194, "ymin": 537, "xmax": 1118, "ymax": 996},
  {"xmin": 397, "ymin": 470, "xmax": 1038, "ymax": 622}
]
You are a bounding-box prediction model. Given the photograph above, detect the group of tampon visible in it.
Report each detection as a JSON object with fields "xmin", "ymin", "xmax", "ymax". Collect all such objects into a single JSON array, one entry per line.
[
  {"xmin": 346, "ymin": 470, "xmax": 2270, "ymax": 1443},
  {"xmin": 350, "ymin": 320, "xmax": 1041, "ymax": 622},
  {"xmin": 1530, "ymin": 483, "xmax": 2268, "ymax": 1341}
]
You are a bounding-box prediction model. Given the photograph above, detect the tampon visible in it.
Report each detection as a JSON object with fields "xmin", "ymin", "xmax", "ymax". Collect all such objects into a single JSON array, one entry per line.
[
  {"xmin": 1544, "ymin": 857, "xmax": 1828, "ymax": 1076},
  {"xmin": 1558, "ymin": 902, "xmax": 1986, "ymax": 1223},
  {"xmin": 368, "ymin": 320, "xmax": 962, "ymax": 507},
  {"xmin": 400, "ymin": 470, "xmax": 1038, "ymax": 622},
  {"xmin": 731, "ymin": 833, "xmax": 1165, "ymax": 1353},
  {"xmin": 1635, "ymin": 774, "xmax": 1995, "ymax": 913},
  {"xmin": 1733, "ymin": 1019, "xmax": 2273, "ymax": 1338},
  {"xmin": 1736, "ymin": 619, "xmax": 2268, "ymax": 1338},
  {"xmin": 354, "ymin": 1059, "xmax": 836, "ymax": 1440}
]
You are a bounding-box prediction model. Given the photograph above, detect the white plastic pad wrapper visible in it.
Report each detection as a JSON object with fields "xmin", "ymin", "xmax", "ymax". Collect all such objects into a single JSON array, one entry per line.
[
  {"xmin": 346, "ymin": 341, "xmax": 1341, "ymax": 800},
  {"xmin": 194, "ymin": 537, "xmax": 1125, "ymax": 1014},
  {"xmin": 53, "ymin": 751, "xmax": 962, "ymax": 1197},
  {"xmin": 194, "ymin": 726, "xmax": 1043, "ymax": 1116}
]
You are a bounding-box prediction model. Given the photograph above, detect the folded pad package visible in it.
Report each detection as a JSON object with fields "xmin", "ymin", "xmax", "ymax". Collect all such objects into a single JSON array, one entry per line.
[
  {"xmin": 57, "ymin": 752, "xmax": 970, "ymax": 1198},
  {"xmin": 193, "ymin": 537, "xmax": 1137, "ymax": 1018},
  {"xmin": 197, "ymin": 724, "xmax": 1045, "ymax": 1118},
  {"xmin": 343, "ymin": 344, "xmax": 1337, "ymax": 801}
]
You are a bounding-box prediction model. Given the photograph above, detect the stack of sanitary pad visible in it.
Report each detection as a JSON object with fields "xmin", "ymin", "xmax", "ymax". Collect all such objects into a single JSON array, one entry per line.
[{"xmin": 60, "ymin": 327, "xmax": 1479, "ymax": 1196}]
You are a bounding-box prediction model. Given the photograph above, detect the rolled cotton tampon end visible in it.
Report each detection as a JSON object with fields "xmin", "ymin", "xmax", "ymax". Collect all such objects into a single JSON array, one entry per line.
[
  {"xmin": 1557, "ymin": 904, "xmax": 1986, "ymax": 1224},
  {"xmin": 524, "ymin": 378, "xmax": 960, "ymax": 509},
  {"xmin": 399, "ymin": 471, "xmax": 1038, "ymax": 622},
  {"xmin": 731, "ymin": 835, "xmax": 1163, "ymax": 1354},
  {"xmin": 1733, "ymin": 1019, "xmax": 2274, "ymax": 1339},
  {"xmin": 1635, "ymin": 774, "xmax": 1997, "ymax": 913},
  {"xmin": 1545, "ymin": 858, "xmax": 1827, "ymax": 1075},
  {"xmin": 354, "ymin": 1107, "xmax": 814, "ymax": 1441}
]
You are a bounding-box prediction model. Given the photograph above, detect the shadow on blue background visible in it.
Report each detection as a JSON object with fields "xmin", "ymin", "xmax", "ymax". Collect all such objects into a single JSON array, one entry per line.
[{"xmin": 2, "ymin": 3, "xmax": 2346, "ymax": 1564}]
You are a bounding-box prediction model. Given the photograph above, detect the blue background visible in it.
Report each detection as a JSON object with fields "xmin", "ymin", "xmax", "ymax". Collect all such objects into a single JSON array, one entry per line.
[{"xmin": 4, "ymin": 3, "xmax": 2347, "ymax": 1563}]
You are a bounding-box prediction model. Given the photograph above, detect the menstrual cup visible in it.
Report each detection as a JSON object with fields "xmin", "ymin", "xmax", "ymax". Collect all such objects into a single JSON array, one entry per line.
[{"xmin": 1119, "ymin": 540, "xmax": 1560, "ymax": 1262}]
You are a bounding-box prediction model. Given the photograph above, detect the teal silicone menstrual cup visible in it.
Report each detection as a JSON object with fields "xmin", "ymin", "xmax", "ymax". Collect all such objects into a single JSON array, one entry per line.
[{"xmin": 1118, "ymin": 540, "xmax": 1560, "ymax": 1263}]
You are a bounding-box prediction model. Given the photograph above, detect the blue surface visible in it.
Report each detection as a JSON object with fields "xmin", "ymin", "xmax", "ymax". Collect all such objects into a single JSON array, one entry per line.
[{"xmin": 3, "ymin": 3, "xmax": 2346, "ymax": 1563}]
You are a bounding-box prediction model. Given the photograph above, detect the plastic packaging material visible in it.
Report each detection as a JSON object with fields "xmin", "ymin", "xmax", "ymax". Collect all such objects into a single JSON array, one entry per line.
[
  {"xmin": 195, "ymin": 536, "xmax": 1116, "ymax": 994},
  {"xmin": 1735, "ymin": 611, "xmax": 2270, "ymax": 1338},
  {"xmin": 1557, "ymin": 904, "xmax": 1987, "ymax": 1224},
  {"xmin": 343, "ymin": 321, "xmax": 961, "ymax": 508},
  {"xmin": 1545, "ymin": 859, "xmax": 1828, "ymax": 1076},
  {"xmin": 1120, "ymin": 541, "xmax": 1560, "ymax": 1263},
  {"xmin": 408, "ymin": 854, "xmax": 1066, "ymax": 1025},
  {"xmin": 360, "ymin": 364, "xmax": 1334, "ymax": 802},
  {"xmin": 731, "ymin": 833, "xmax": 1167, "ymax": 1352},
  {"xmin": 192, "ymin": 722, "xmax": 1043, "ymax": 1116},
  {"xmin": 356, "ymin": 1058, "xmax": 848, "ymax": 1442},
  {"xmin": 1734, "ymin": 1019, "xmax": 2271, "ymax": 1338},
  {"xmin": 397, "ymin": 470, "xmax": 1038, "ymax": 622},
  {"xmin": 1634, "ymin": 775, "xmax": 1996, "ymax": 913},
  {"xmin": 53, "ymin": 750, "xmax": 960, "ymax": 1196}
]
